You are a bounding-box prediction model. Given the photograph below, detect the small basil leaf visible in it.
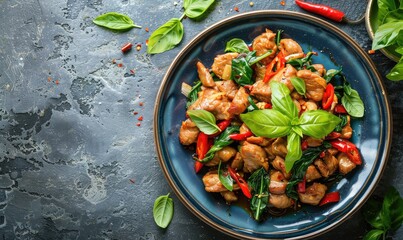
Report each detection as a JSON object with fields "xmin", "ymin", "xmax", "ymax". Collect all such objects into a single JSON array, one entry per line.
[
  {"xmin": 290, "ymin": 77, "xmax": 306, "ymax": 96},
  {"xmin": 231, "ymin": 57, "xmax": 254, "ymax": 86},
  {"xmin": 240, "ymin": 109, "xmax": 292, "ymax": 138},
  {"xmin": 147, "ymin": 18, "xmax": 184, "ymax": 54},
  {"xmin": 324, "ymin": 68, "xmax": 343, "ymax": 83},
  {"xmin": 383, "ymin": 186, "xmax": 403, "ymax": 231},
  {"xmin": 386, "ymin": 57, "xmax": 403, "ymax": 81},
  {"xmin": 334, "ymin": 114, "xmax": 348, "ymax": 132},
  {"xmin": 202, "ymin": 126, "xmax": 239, "ymax": 162},
  {"xmin": 186, "ymin": 81, "xmax": 202, "ymax": 108},
  {"xmin": 153, "ymin": 193, "xmax": 174, "ymax": 228},
  {"xmin": 93, "ymin": 12, "xmax": 141, "ymax": 31},
  {"xmin": 248, "ymin": 168, "xmax": 269, "ymax": 221},
  {"xmin": 285, "ymin": 130, "xmax": 302, "ymax": 172},
  {"xmin": 270, "ymin": 81, "xmax": 298, "ymax": 120},
  {"xmin": 372, "ymin": 21, "xmax": 403, "ymax": 50},
  {"xmin": 218, "ymin": 161, "xmax": 233, "ymax": 191},
  {"xmin": 363, "ymin": 198, "xmax": 385, "ymax": 229},
  {"xmin": 341, "ymin": 88, "xmax": 365, "ymax": 118},
  {"xmin": 298, "ymin": 110, "xmax": 341, "ymax": 139},
  {"xmin": 183, "ymin": 0, "xmax": 215, "ymax": 19},
  {"xmin": 225, "ymin": 38, "xmax": 250, "ymax": 53},
  {"xmin": 187, "ymin": 109, "xmax": 220, "ymax": 135},
  {"xmin": 362, "ymin": 229, "xmax": 384, "ymax": 240},
  {"xmin": 377, "ymin": 0, "xmax": 397, "ymax": 25}
]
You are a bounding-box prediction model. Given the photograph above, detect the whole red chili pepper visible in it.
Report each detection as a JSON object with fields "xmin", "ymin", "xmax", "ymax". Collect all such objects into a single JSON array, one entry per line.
[
  {"xmin": 330, "ymin": 138, "xmax": 362, "ymax": 165},
  {"xmin": 319, "ymin": 191, "xmax": 340, "ymax": 206},
  {"xmin": 121, "ymin": 43, "xmax": 133, "ymax": 53},
  {"xmin": 229, "ymin": 131, "xmax": 253, "ymax": 141},
  {"xmin": 322, "ymin": 83, "xmax": 334, "ymax": 110},
  {"xmin": 228, "ymin": 166, "xmax": 252, "ymax": 199}
]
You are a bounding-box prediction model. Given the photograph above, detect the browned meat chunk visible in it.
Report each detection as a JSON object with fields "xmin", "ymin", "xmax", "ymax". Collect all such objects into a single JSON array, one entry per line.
[
  {"xmin": 269, "ymin": 194, "xmax": 294, "ymax": 209},
  {"xmin": 305, "ymin": 165, "xmax": 322, "ymax": 182},
  {"xmin": 269, "ymin": 171, "xmax": 288, "ymax": 194},
  {"xmin": 197, "ymin": 61, "xmax": 215, "ymax": 87},
  {"xmin": 338, "ymin": 152, "xmax": 356, "ymax": 174},
  {"xmin": 271, "ymin": 156, "xmax": 291, "ymax": 179},
  {"xmin": 271, "ymin": 137, "xmax": 288, "ymax": 158},
  {"xmin": 220, "ymin": 191, "xmax": 238, "ymax": 203},
  {"xmin": 211, "ymin": 52, "xmax": 239, "ymax": 79},
  {"xmin": 279, "ymin": 39, "xmax": 304, "ymax": 59},
  {"xmin": 240, "ymin": 142, "xmax": 269, "ymax": 173},
  {"xmin": 246, "ymin": 136, "xmax": 272, "ymax": 147},
  {"xmin": 202, "ymin": 171, "xmax": 240, "ymax": 192},
  {"xmin": 250, "ymin": 80, "xmax": 272, "ymax": 103},
  {"xmin": 216, "ymin": 80, "xmax": 238, "ymax": 100},
  {"xmin": 314, "ymin": 159, "xmax": 330, "ymax": 178},
  {"xmin": 312, "ymin": 64, "xmax": 326, "ymax": 76},
  {"xmin": 179, "ymin": 118, "xmax": 199, "ymax": 145},
  {"xmin": 228, "ymin": 87, "xmax": 249, "ymax": 116},
  {"xmin": 270, "ymin": 64, "xmax": 297, "ymax": 91},
  {"xmin": 188, "ymin": 88, "xmax": 232, "ymax": 120},
  {"xmin": 252, "ymin": 29, "xmax": 278, "ymax": 65},
  {"xmin": 297, "ymin": 69, "xmax": 327, "ymax": 102},
  {"xmin": 231, "ymin": 152, "xmax": 244, "ymax": 170},
  {"xmin": 323, "ymin": 150, "xmax": 338, "ymax": 176},
  {"xmin": 205, "ymin": 146, "xmax": 237, "ymax": 167},
  {"xmin": 253, "ymin": 63, "xmax": 267, "ymax": 82},
  {"xmin": 298, "ymin": 182, "xmax": 327, "ymax": 205}
]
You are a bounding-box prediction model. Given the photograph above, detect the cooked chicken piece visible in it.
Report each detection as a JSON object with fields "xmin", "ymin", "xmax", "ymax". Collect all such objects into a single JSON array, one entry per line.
[
  {"xmin": 270, "ymin": 64, "xmax": 297, "ymax": 90},
  {"xmin": 220, "ymin": 191, "xmax": 238, "ymax": 203},
  {"xmin": 221, "ymin": 64, "xmax": 232, "ymax": 80},
  {"xmin": 271, "ymin": 137, "xmax": 288, "ymax": 158},
  {"xmin": 188, "ymin": 88, "xmax": 232, "ymax": 120},
  {"xmin": 197, "ymin": 61, "xmax": 215, "ymax": 87},
  {"xmin": 231, "ymin": 152, "xmax": 244, "ymax": 170},
  {"xmin": 338, "ymin": 152, "xmax": 356, "ymax": 174},
  {"xmin": 328, "ymin": 148, "xmax": 339, "ymax": 156},
  {"xmin": 305, "ymin": 137, "xmax": 323, "ymax": 147},
  {"xmin": 300, "ymin": 100, "xmax": 318, "ymax": 111},
  {"xmin": 179, "ymin": 118, "xmax": 199, "ymax": 145},
  {"xmin": 279, "ymin": 38, "xmax": 303, "ymax": 58},
  {"xmin": 240, "ymin": 123, "xmax": 251, "ymax": 134},
  {"xmin": 240, "ymin": 142, "xmax": 269, "ymax": 173},
  {"xmin": 229, "ymin": 87, "xmax": 249, "ymax": 116},
  {"xmin": 312, "ymin": 64, "xmax": 326, "ymax": 76},
  {"xmin": 271, "ymin": 156, "xmax": 291, "ymax": 179},
  {"xmin": 216, "ymin": 80, "xmax": 238, "ymax": 100},
  {"xmin": 202, "ymin": 171, "xmax": 240, "ymax": 192},
  {"xmin": 314, "ymin": 159, "xmax": 330, "ymax": 178},
  {"xmin": 341, "ymin": 116, "xmax": 352, "ymax": 139},
  {"xmin": 298, "ymin": 182, "xmax": 327, "ymax": 205},
  {"xmin": 269, "ymin": 171, "xmax": 288, "ymax": 194},
  {"xmin": 253, "ymin": 63, "xmax": 267, "ymax": 82},
  {"xmin": 250, "ymin": 80, "xmax": 272, "ymax": 103},
  {"xmin": 205, "ymin": 146, "xmax": 237, "ymax": 167},
  {"xmin": 269, "ymin": 194, "xmax": 294, "ymax": 209},
  {"xmin": 211, "ymin": 52, "xmax": 239, "ymax": 79},
  {"xmin": 323, "ymin": 150, "xmax": 338, "ymax": 176},
  {"xmin": 246, "ymin": 136, "xmax": 272, "ymax": 147},
  {"xmin": 305, "ymin": 165, "xmax": 322, "ymax": 182},
  {"xmin": 297, "ymin": 69, "xmax": 327, "ymax": 102},
  {"xmin": 252, "ymin": 29, "xmax": 278, "ymax": 65}
]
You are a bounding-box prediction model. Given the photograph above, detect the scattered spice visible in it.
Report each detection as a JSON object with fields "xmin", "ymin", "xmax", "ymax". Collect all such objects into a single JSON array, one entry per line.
[
  {"xmin": 139, "ymin": 102, "xmax": 144, "ymax": 107},
  {"xmin": 112, "ymin": 58, "xmax": 116, "ymax": 64},
  {"xmin": 136, "ymin": 44, "xmax": 142, "ymax": 51},
  {"xmin": 117, "ymin": 63, "xmax": 123, "ymax": 67},
  {"xmin": 121, "ymin": 42, "xmax": 133, "ymax": 53},
  {"xmin": 368, "ymin": 49, "xmax": 376, "ymax": 55},
  {"xmin": 249, "ymin": 2, "xmax": 254, "ymax": 7},
  {"xmin": 47, "ymin": 76, "xmax": 52, "ymax": 82},
  {"xmin": 129, "ymin": 178, "xmax": 136, "ymax": 184},
  {"xmin": 145, "ymin": 27, "xmax": 149, "ymax": 32},
  {"xmin": 280, "ymin": 0, "xmax": 285, "ymax": 6},
  {"xmin": 145, "ymin": 39, "xmax": 149, "ymax": 46},
  {"xmin": 55, "ymin": 80, "xmax": 60, "ymax": 85},
  {"xmin": 130, "ymin": 69, "xmax": 136, "ymax": 74},
  {"xmin": 133, "ymin": 111, "xmax": 138, "ymax": 115},
  {"xmin": 136, "ymin": 122, "xmax": 141, "ymax": 127},
  {"xmin": 138, "ymin": 116, "xmax": 143, "ymax": 121},
  {"xmin": 234, "ymin": 6, "xmax": 239, "ymax": 12}
]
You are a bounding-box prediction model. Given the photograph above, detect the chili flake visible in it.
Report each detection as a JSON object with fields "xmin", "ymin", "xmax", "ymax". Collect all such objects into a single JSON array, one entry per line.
[
  {"xmin": 145, "ymin": 39, "xmax": 149, "ymax": 46},
  {"xmin": 55, "ymin": 80, "xmax": 60, "ymax": 85},
  {"xmin": 47, "ymin": 76, "xmax": 52, "ymax": 82},
  {"xmin": 234, "ymin": 6, "xmax": 239, "ymax": 12},
  {"xmin": 139, "ymin": 102, "xmax": 144, "ymax": 107},
  {"xmin": 136, "ymin": 44, "xmax": 142, "ymax": 51},
  {"xmin": 368, "ymin": 49, "xmax": 376, "ymax": 54},
  {"xmin": 280, "ymin": 0, "xmax": 285, "ymax": 6},
  {"xmin": 138, "ymin": 116, "xmax": 143, "ymax": 121},
  {"xmin": 117, "ymin": 63, "xmax": 123, "ymax": 68},
  {"xmin": 145, "ymin": 27, "xmax": 149, "ymax": 32},
  {"xmin": 130, "ymin": 69, "xmax": 135, "ymax": 74},
  {"xmin": 129, "ymin": 178, "xmax": 135, "ymax": 184},
  {"xmin": 121, "ymin": 43, "xmax": 133, "ymax": 53},
  {"xmin": 136, "ymin": 122, "xmax": 141, "ymax": 127},
  {"xmin": 133, "ymin": 111, "xmax": 138, "ymax": 115}
]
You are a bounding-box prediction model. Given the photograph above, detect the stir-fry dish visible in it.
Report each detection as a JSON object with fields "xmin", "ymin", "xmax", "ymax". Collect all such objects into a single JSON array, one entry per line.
[{"xmin": 179, "ymin": 29, "xmax": 364, "ymax": 221}]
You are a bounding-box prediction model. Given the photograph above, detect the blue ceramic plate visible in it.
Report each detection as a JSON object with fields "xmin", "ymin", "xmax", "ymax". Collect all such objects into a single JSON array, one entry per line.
[{"xmin": 154, "ymin": 10, "xmax": 392, "ymax": 239}]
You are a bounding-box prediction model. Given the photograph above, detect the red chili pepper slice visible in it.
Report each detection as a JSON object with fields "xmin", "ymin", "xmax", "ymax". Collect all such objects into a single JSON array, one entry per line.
[
  {"xmin": 195, "ymin": 132, "xmax": 209, "ymax": 173},
  {"xmin": 319, "ymin": 191, "xmax": 340, "ymax": 206},
  {"xmin": 322, "ymin": 83, "xmax": 334, "ymax": 110},
  {"xmin": 297, "ymin": 177, "xmax": 306, "ymax": 193},
  {"xmin": 326, "ymin": 131, "xmax": 342, "ymax": 140},
  {"xmin": 229, "ymin": 131, "xmax": 253, "ymax": 141},
  {"xmin": 301, "ymin": 140, "xmax": 308, "ymax": 151},
  {"xmin": 330, "ymin": 138, "xmax": 362, "ymax": 165},
  {"xmin": 264, "ymin": 103, "xmax": 272, "ymax": 109},
  {"xmin": 121, "ymin": 43, "xmax": 133, "ymax": 53},
  {"xmin": 228, "ymin": 166, "xmax": 252, "ymax": 199},
  {"xmin": 334, "ymin": 104, "xmax": 347, "ymax": 114},
  {"xmin": 209, "ymin": 120, "xmax": 232, "ymax": 137},
  {"xmin": 263, "ymin": 51, "xmax": 286, "ymax": 83},
  {"xmin": 295, "ymin": 0, "xmax": 345, "ymax": 22}
]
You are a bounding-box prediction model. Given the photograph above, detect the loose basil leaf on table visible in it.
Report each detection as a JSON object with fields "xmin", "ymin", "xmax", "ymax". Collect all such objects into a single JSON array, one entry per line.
[
  {"xmin": 147, "ymin": 18, "xmax": 184, "ymax": 54},
  {"xmin": 218, "ymin": 161, "xmax": 233, "ymax": 191},
  {"xmin": 183, "ymin": 0, "xmax": 215, "ymax": 19},
  {"xmin": 93, "ymin": 12, "xmax": 141, "ymax": 31},
  {"xmin": 153, "ymin": 193, "xmax": 174, "ymax": 228},
  {"xmin": 187, "ymin": 109, "xmax": 220, "ymax": 135},
  {"xmin": 225, "ymin": 38, "xmax": 250, "ymax": 53}
]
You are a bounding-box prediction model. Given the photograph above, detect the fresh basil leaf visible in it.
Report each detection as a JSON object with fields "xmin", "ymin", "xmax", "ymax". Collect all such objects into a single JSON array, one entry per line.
[
  {"xmin": 362, "ymin": 229, "xmax": 384, "ymax": 240},
  {"xmin": 383, "ymin": 186, "xmax": 403, "ymax": 231},
  {"xmin": 240, "ymin": 109, "xmax": 292, "ymax": 138},
  {"xmin": 225, "ymin": 38, "xmax": 250, "ymax": 53},
  {"xmin": 276, "ymin": 29, "xmax": 284, "ymax": 47},
  {"xmin": 248, "ymin": 168, "xmax": 269, "ymax": 221},
  {"xmin": 218, "ymin": 161, "xmax": 233, "ymax": 191},
  {"xmin": 286, "ymin": 51, "xmax": 315, "ymax": 70},
  {"xmin": 147, "ymin": 18, "xmax": 184, "ymax": 54},
  {"xmin": 186, "ymin": 81, "xmax": 202, "ymax": 108},
  {"xmin": 153, "ymin": 193, "xmax": 174, "ymax": 228},
  {"xmin": 372, "ymin": 21, "xmax": 403, "ymax": 50},
  {"xmin": 383, "ymin": 9, "xmax": 403, "ymax": 24},
  {"xmin": 183, "ymin": 0, "xmax": 215, "ymax": 19},
  {"xmin": 285, "ymin": 130, "xmax": 302, "ymax": 172},
  {"xmin": 386, "ymin": 57, "xmax": 403, "ymax": 81},
  {"xmin": 247, "ymin": 96, "xmax": 259, "ymax": 112},
  {"xmin": 334, "ymin": 114, "xmax": 348, "ymax": 132},
  {"xmin": 341, "ymin": 88, "xmax": 365, "ymax": 118},
  {"xmin": 377, "ymin": 0, "xmax": 398, "ymax": 25},
  {"xmin": 231, "ymin": 57, "xmax": 254, "ymax": 86},
  {"xmin": 202, "ymin": 126, "xmax": 239, "ymax": 162},
  {"xmin": 298, "ymin": 110, "xmax": 341, "ymax": 139},
  {"xmin": 270, "ymin": 81, "xmax": 298, "ymax": 120},
  {"xmin": 187, "ymin": 109, "xmax": 220, "ymax": 135},
  {"xmin": 363, "ymin": 198, "xmax": 385, "ymax": 229},
  {"xmin": 290, "ymin": 77, "xmax": 306, "ymax": 96},
  {"xmin": 93, "ymin": 12, "xmax": 141, "ymax": 31},
  {"xmin": 324, "ymin": 68, "xmax": 343, "ymax": 83}
]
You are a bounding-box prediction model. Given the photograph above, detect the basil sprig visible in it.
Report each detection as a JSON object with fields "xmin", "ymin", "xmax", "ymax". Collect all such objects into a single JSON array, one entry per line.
[
  {"xmin": 363, "ymin": 186, "xmax": 403, "ymax": 240},
  {"xmin": 153, "ymin": 193, "xmax": 174, "ymax": 228},
  {"xmin": 225, "ymin": 38, "xmax": 250, "ymax": 54},
  {"xmin": 241, "ymin": 81, "xmax": 341, "ymax": 172},
  {"xmin": 187, "ymin": 109, "xmax": 220, "ymax": 135},
  {"xmin": 93, "ymin": 12, "xmax": 141, "ymax": 31},
  {"xmin": 218, "ymin": 161, "xmax": 233, "ymax": 191},
  {"xmin": 231, "ymin": 50, "xmax": 272, "ymax": 86},
  {"xmin": 200, "ymin": 126, "xmax": 240, "ymax": 163},
  {"xmin": 147, "ymin": 0, "xmax": 215, "ymax": 54},
  {"xmin": 248, "ymin": 167, "xmax": 270, "ymax": 221}
]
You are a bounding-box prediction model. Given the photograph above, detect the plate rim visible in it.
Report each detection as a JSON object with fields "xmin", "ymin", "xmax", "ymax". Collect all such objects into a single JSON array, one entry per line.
[{"xmin": 153, "ymin": 10, "xmax": 392, "ymax": 240}]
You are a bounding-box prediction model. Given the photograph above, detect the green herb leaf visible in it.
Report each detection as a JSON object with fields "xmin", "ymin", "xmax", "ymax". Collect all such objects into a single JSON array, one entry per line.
[
  {"xmin": 201, "ymin": 126, "xmax": 239, "ymax": 162},
  {"xmin": 362, "ymin": 229, "xmax": 384, "ymax": 240},
  {"xmin": 240, "ymin": 109, "xmax": 292, "ymax": 138},
  {"xmin": 285, "ymin": 130, "xmax": 302, "ymax": 172},
  {"xmin": 183, "ymin": 0, "xmax": 215, "ymax": 19},
  {"xmin": 147, "ymin": 18, "xmax": 184, "ymax": 54},
  {"xmin": 363, "ymin": 198, "xmax": 385, "ymax": 229},
  {"xmin": 231, "ymin": 57, "xmax": 254, "ymax": 86},
  {"xmin": 225, "ymin": 38, "xmax": 250, "ymax": 53},
  {"xmin": 290, "ymin": 77, "xmax": 306, "ymax": 96},
  {"xmin": 248, "ymin": 168, "xmax": 270, "ymax": 221},
  {"xmin": 286, "ymin": 51, "xmax": 315, "ymax": 70},
  {"xmin": 153, "ymin": 193, "xmax": 174, "ymax": 228},
  {"xmin": 334, "ymin": 114, "xmax": 348, "ymax": 132},
  {"xmin": 324, "ymin": 68, "xmax": 343, "ymax": 83},
  {"xmin": 377, "ymin": 0, "xmax": 398, "ymax": 25},
  {"xmin": 341, "ymin": 88, "xmax": 365, "ymax": 118},
  {"xmin": 270, "ymin": 81, "xmax": 298, "ymax": 120},
  {"xmin": 93, "ymin": 12, "xmax": 141, "ymax": 31},
  {"xmin": 386, "ymin": 57, "xmax": 403, "ymax": 81},
  {"xmin": 218, "ymin": 161, "xmax": 233, "ymax": 191},
  {"xmin": 187, "ymin": 109, "xmax": 220, "ymax": 135},
  {"xmin": 298, "ymin": 110, "xmax": 341, "ymax": 139},
  {"xmin": 384, "ymin": 186, "xmax": 403, "ymax": 231},
  {"xmin": 372, "ymin": 21, "xmax": 403, "ymax": 50},
  {"xmin": 186, "ymin": 81, "xmax": 202, "ymax": 108}
]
